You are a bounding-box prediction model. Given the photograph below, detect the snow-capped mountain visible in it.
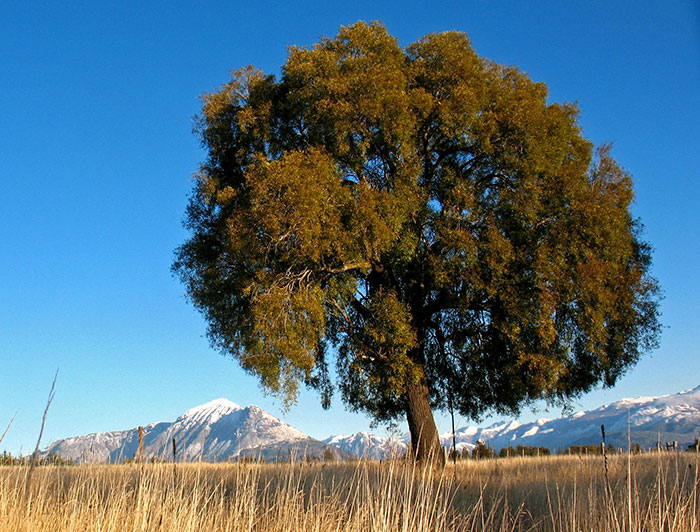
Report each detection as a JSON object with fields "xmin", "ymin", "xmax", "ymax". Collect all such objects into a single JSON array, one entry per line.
[
  {"xmin": 466, "ymin": 385, "xmax": 700, "ymax": 452},
  {"xmin": 323, "ymin": 432, "xmax": 407, "ymax": 460},
  {"xmin": 327, "ymin": 386, "xmax": 700, "ymax": 458},
  {"xmin": 43, "ymin": 386, "xmax": 700, "ymax": 463},
  {"xmin": 43, "ymin": 399, "xmax": 348, "ymax": 463}
]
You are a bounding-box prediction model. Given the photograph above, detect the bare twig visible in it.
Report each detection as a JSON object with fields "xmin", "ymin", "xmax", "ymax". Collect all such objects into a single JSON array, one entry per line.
[
  {"xmin": 0, "ymin": 410, "xmax": 18, "ymax": 447},
  {"xmin": 30, "ymin": 370, "xmax": 58, "ymax": 467},
  {"xmin": 24, "ymin": 369, "xmax": 58, "ymax": 507}
]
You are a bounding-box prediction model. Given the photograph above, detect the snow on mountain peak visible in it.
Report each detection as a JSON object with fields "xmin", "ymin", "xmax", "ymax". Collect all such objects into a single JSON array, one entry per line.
[
  {"xmin": 42, "ymin": 384, "xmax": 700, "ymax": 464},
  {"xmin": 180, "ymin": 398, "xmax": 242, "ymax": 422},
  {"xmin": 323, "ymin": 431, "xmax": 407, "ymax": 459},
  {"xmin": 617, "ymin": 396, "xmax": 655, "ymax": 407},
  {"xmin": 42, "ymin": 397, "xmax": 331, "ymax": 463}
]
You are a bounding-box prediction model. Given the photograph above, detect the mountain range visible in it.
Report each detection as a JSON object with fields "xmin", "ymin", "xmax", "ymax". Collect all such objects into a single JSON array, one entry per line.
[
  {"xmin": 43, "ymin": 398, "xmax": 351, "ymax": 463},
  {"xmin": 43, "ymin": 386, "xmax": 700, "ymax": 462},
  {"xmin": 328, "ymin": 385, "xmax": 700, "ymax": 458}
]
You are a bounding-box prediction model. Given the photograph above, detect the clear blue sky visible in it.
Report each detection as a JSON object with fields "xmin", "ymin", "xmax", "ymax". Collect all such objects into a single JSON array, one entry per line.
[{"xmin": 1, "ymin": 1, "xmax": 698, "ymax": 455}]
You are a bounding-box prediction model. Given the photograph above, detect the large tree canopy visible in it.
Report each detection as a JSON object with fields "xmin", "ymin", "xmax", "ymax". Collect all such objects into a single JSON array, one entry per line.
[{"xmin": 174, "ymin": 22, "xmax": 660, "ymax": 464}]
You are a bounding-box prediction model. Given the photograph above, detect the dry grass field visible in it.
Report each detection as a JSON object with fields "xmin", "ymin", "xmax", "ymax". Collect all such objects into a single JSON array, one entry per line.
[{"xmin": 1, "ymin": 453, "xmax": 699, "ymax": 531}]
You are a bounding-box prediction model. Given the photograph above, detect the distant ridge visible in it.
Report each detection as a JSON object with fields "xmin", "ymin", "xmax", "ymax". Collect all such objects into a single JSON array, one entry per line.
[
  {"xmin": 326, "ymin": 386, "xmax": 700, "ymax": 458},
  {"xmin": 43, "ymin": 398, "xmax": 350, "ymax": 463},
  {"xmin": 44, "ymin": 386, "xmax": 700, "ymax": 463}
]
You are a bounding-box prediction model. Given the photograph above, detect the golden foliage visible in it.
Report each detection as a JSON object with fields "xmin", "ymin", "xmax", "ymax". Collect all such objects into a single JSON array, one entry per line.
[{"xmin": 174, "ymin": 21, "xmax": 660, "ymax": 428}]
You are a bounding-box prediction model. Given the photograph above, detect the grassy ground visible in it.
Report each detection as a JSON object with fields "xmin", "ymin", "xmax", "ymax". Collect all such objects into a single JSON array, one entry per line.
[{"xmin": 1, "ymin": 453, "xmax": 698, "ymax": 531}]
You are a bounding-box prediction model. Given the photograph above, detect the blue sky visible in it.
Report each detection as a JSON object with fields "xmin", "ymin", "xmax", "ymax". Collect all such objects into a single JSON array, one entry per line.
[{"xmin": 1, "ymin": 1, "xmax": 698, "ymax": 455}]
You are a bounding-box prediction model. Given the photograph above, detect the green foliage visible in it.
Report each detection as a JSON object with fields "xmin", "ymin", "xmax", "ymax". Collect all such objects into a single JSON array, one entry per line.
[
  {"xmin": 499, "ymin": 445, "xmax": 551, "ymax": 458},
  {"xmin": 565, "ymin": 444, "xmax": 616, "ymax": 456},
  {"xmin": 42, "ymin": 453, "xmax": 75, "ymax": 466},
  {"xmin": 235, "ymin": 456, "xmax": 265, "ymax": 464},
  {"xmin": 472, "ymin": 440, "xmax": 496, "ymax": 460},
  {"xmin": 448, "ymin": 447, "xmax": 472, "ymax": 461},
  {"xmin": 0, "ymin": 451, "xmax": 74, "ymax": 466},
  {"xmin": 0, "ymin": 450, "xmax": 21, "ymax": 466},
  {"xmin": 174, "ymin": 22, "xmax": 660, "ymax": 427}
]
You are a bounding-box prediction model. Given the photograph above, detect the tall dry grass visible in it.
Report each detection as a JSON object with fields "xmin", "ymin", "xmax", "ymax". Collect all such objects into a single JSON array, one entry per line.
[
  {"xmin": 450, "ymin": 452, "xmax": 700, "ymax": 531},
  {"xmin": 1, "ymin": 453, "xmax": 698, "ymax": 531}
]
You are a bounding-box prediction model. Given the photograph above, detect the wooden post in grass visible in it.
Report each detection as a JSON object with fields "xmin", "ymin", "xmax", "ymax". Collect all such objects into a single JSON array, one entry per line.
[
  {"xmin": 601, "ymin": 424, "xmax": 612, "ymax": 499},
  {"xmin": 627, "ymin": 408, "xmax": 633, "ymax": 532},
  {"xmin": 138, "ymin": 427, "xmax": 144, "ymax": 463},
  {"xmin": 448, "ymin": 389, "xmax": 457, "ymax": 468},
  {"xmin": 172, "ymin": 437, "xmax": 178, "ymax": 486}
]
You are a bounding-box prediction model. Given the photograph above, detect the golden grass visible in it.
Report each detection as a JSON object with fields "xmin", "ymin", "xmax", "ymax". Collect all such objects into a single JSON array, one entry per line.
[{"xmin": 1, "ymin": 453, "xmax": 699, "ymax": 531}]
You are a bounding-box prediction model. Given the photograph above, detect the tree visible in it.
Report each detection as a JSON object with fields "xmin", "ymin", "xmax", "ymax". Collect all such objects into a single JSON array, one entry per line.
[
  {"xmin": 499, "ymin": 445, "xmax": 550, "ymax": 458},
  {"xmin": 472, "ymin": 441, "xmax": 495, "ymax": 460},
  {"xmin": 174, "ymin": 22, "xmax": 660, "ymax": 466}
]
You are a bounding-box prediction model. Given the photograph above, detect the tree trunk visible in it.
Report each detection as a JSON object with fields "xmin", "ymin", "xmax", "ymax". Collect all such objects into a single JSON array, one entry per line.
[{"xmin": 404, "ymin": 377, "xmax": 445, "ymax": 467}]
